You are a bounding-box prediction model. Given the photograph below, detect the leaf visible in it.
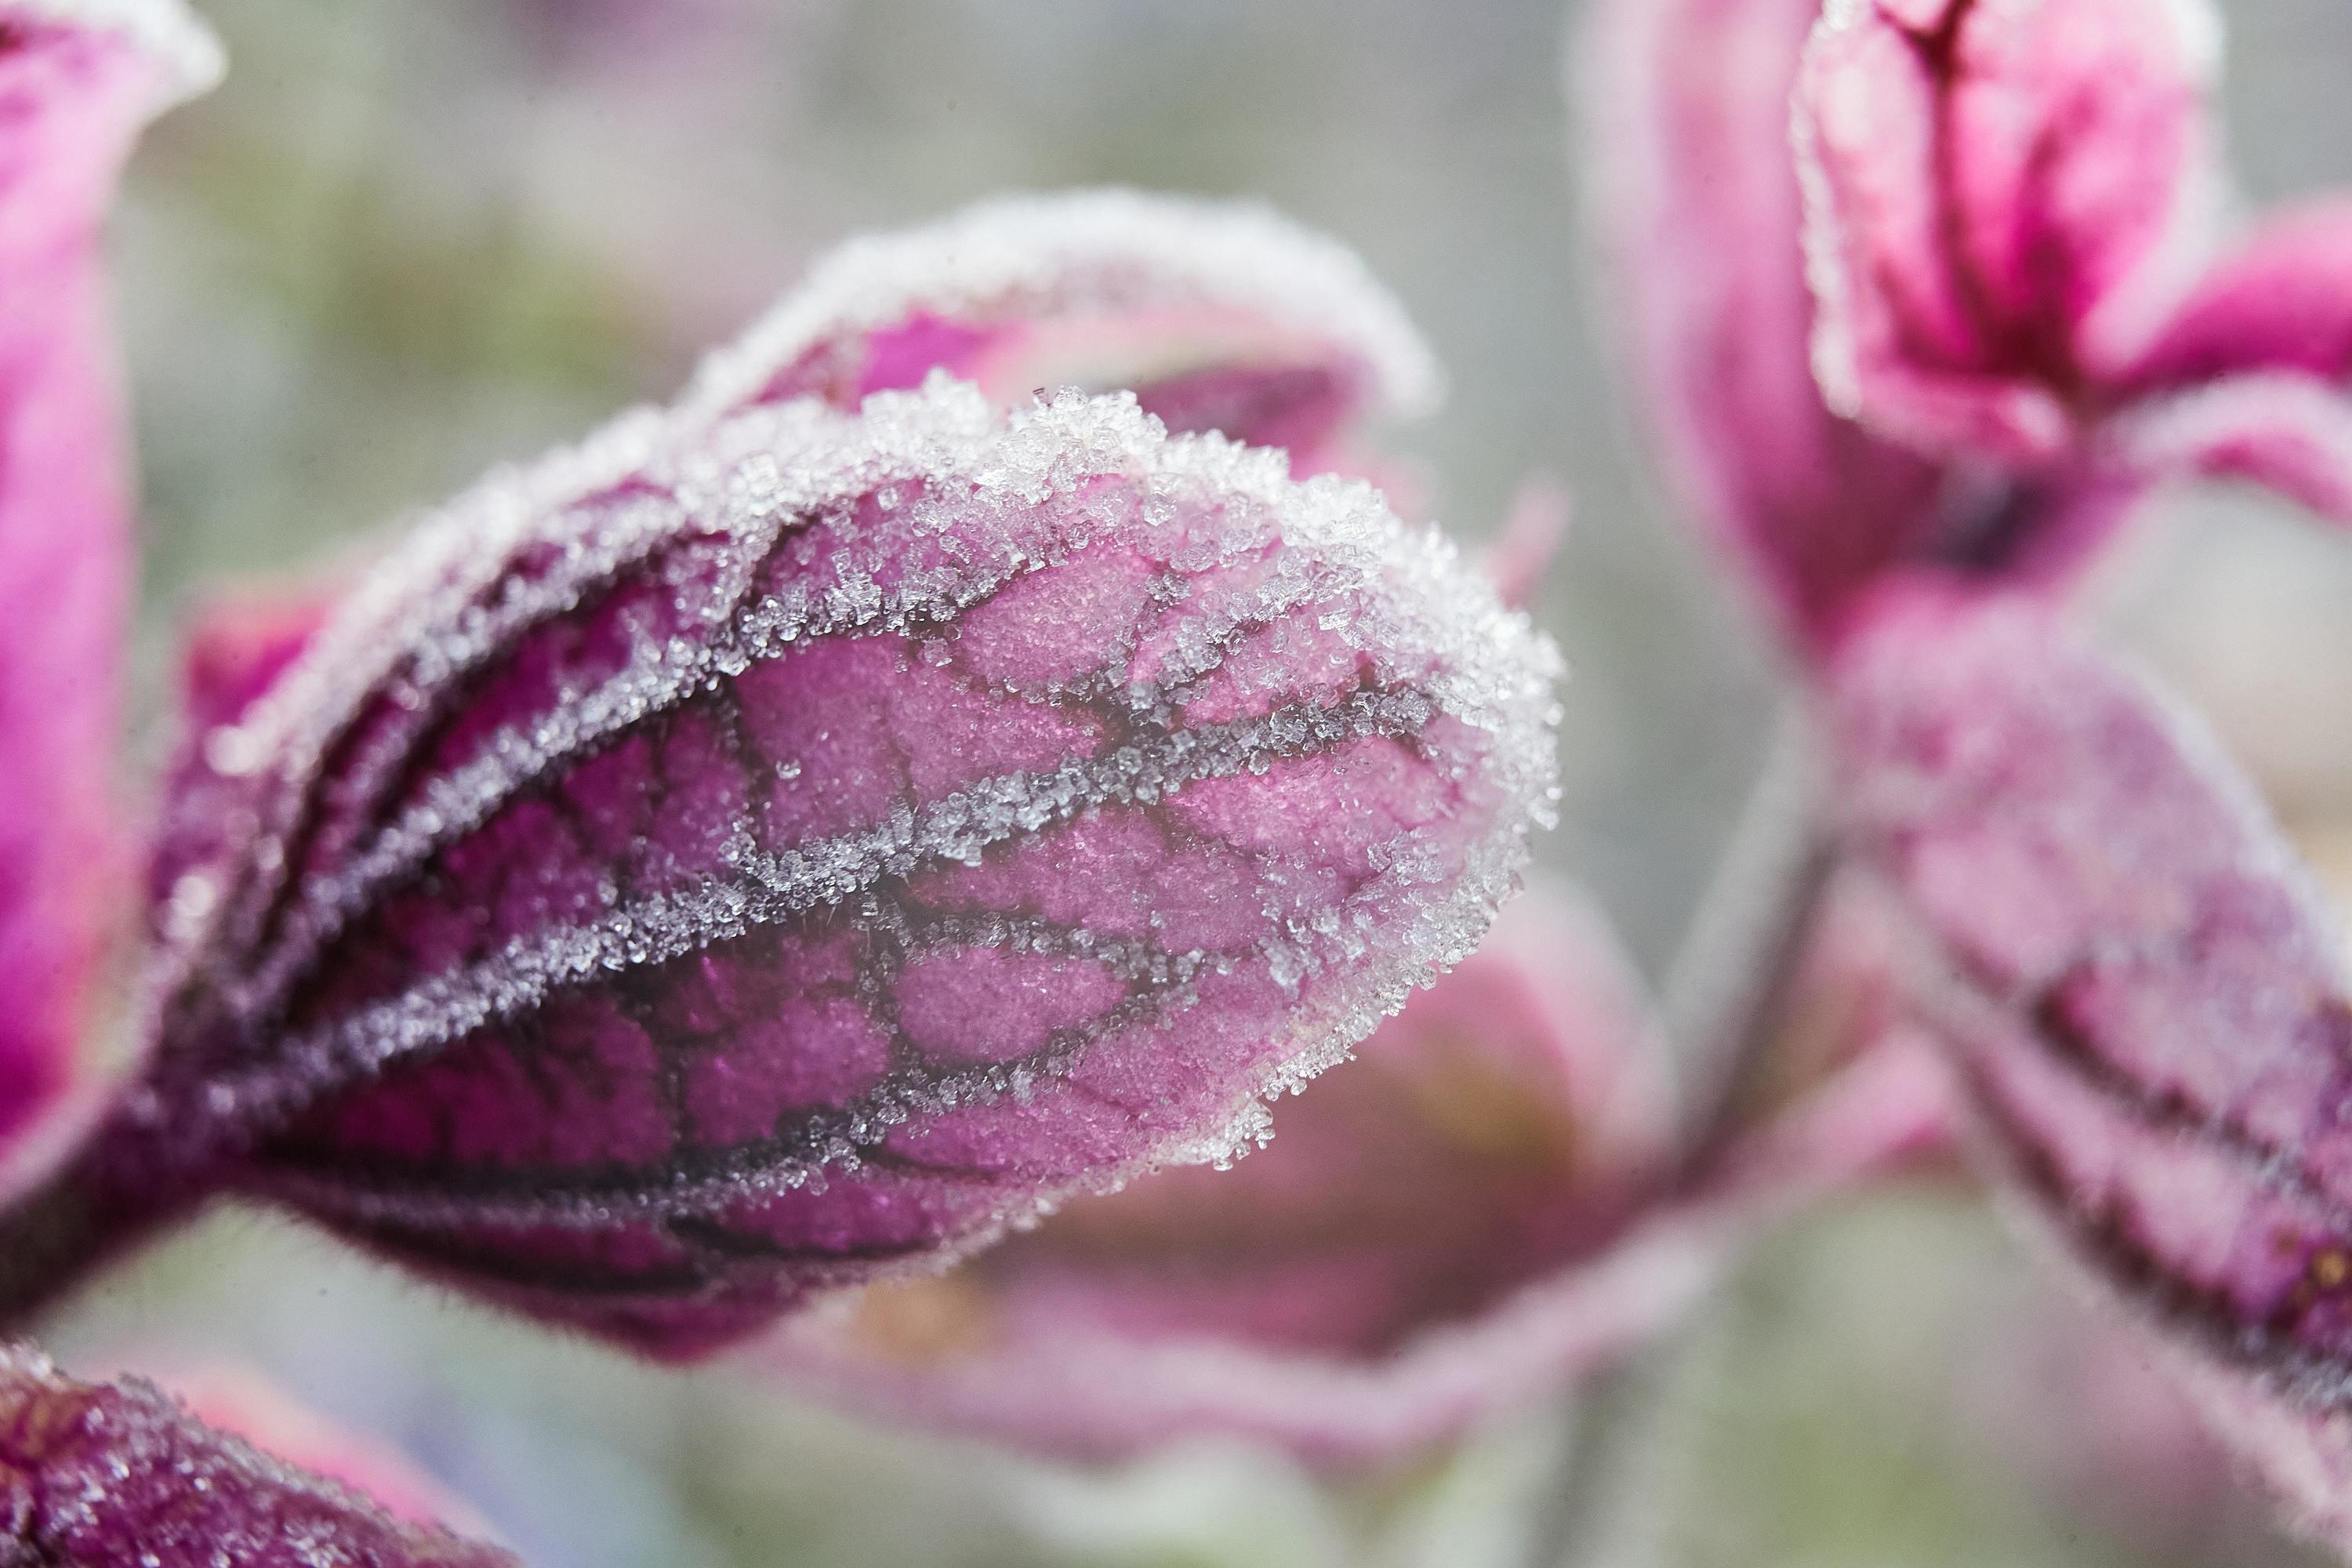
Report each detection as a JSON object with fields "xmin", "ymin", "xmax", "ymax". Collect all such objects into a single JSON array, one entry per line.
[
  {"xmin": 1829, "ymin": 590, "xmax": 2352, "ymax": 1552},
  {"xmin": 116, "ymin": 374, "xmax": 1559, "ymax": 1357},
  {"xmin": 0, "ymin": 1345, "xmax": 514, "ymax": 1568}
]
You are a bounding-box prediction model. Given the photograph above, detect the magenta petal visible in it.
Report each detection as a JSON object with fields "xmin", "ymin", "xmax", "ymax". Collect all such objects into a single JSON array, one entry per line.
[
  {"xmin": 1830, "ymin": 591, "xmax": 2352, "ymax": 1548},
  {"xmin": 1588, "ymin": 0, "xmax": 1946, "ymax": 655},
  {"xmin": 125, "ymin": 376, "xmax": 1559, "ymax": 1357},
  {"xmin": 2103, "ymin": 198, "xmax": 2352, "ymax": 523},
  {"xmin": 2129, "ymin": 197, "xmax": 2352, "ymax": 388},
  {"xmin": 0, "ymin": 0, "xmax": 217, "ymax": 1206},
  {"xmin": 0, "ymin": 1345, "xmax": 513, "ymax": 1566},
  {"xmin": 681, "ymin": 191, "xmax": 1443, "ymax": 474},
  {"xmin": 755, "ymin": 888, "xmax": 1943, "ymax": 1465},
  {"xmin": 2106, "ymin": 372, "xmax": 2352, "ymax": 524},
  {"xmin": 1795, "ymin": 0, "xmax": 2220, "ymax": 461}
]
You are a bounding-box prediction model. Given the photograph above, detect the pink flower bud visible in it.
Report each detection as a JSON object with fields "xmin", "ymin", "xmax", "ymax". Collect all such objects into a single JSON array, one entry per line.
[
  {"xmin": 0, "ymin": 0, "xmax": 216, "ymax": 1206},
  {"xmin": 93, "ymin": 368, "xmax": 1558, "ymax": 1358},
  {"xmin": 0, "ymin": 1345, "xmax": 513, "ymax": 1567},
  {"xmin": 1795, "ymin": 0, "xmax": 2222, "ymax": 462},
  {"xmin": 1831, "ymin": 591, "xmax": 2352, "ymax": 1551}
]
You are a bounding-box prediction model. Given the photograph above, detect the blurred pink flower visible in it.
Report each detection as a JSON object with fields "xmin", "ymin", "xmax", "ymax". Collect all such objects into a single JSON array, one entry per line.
[
  {"xmin": 0, "ymin": 0, "xmax": 216, "ymax": 1206},
  {"xmin": 1592, "ymin": 0, "xmax": 1948, "ymax": 655},
  {"xmin": 1599, "ymin": 0, "xmax": 2352, "ymax": 662}
]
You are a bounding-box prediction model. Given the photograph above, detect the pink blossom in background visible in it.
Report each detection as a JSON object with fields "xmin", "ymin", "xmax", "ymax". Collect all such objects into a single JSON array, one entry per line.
[
  {"xmin": 0, "ymin": 0, "xmax": 216, "ymax": 1205},
  {"xmin": 0, "ymin": 1345, "xmax": 514, "ymax": 1566},
  {"xmin": 1600, "ymin": 0, "xmax": 2352, "ymax": 667},
  {"xmin": 1589, "ymin": 0, "xmax": 1948, "ymax": 655},
  {"xmin": 1795, "ymin": 0, "xmax": 2222, "ymax": 462},
  {"xmin": 1829, "ymin": 590, "xmax": 2352, "ymax": 1550}
]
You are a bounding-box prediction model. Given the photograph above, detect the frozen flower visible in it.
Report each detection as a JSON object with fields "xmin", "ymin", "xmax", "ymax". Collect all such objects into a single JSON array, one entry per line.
[
  {"xmin": 1599, "ymin": 0, "xmax": 2352, "ymax": 663},
  {"xmin": 0, "ymin": 193, "xmax": 1563, "ymax": 1365}
]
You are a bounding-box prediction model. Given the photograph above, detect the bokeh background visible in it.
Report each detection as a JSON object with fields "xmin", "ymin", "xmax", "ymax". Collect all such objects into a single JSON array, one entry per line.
[{"xmin": 53, "ymin": 0, "xmax": 2352, "ymax": 1562}]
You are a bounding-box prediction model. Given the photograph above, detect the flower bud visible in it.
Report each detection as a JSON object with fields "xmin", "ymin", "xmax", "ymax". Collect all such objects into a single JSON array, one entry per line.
[{"xmin": 118, "ymin": 373, "xmax": 1559, "ymax": 1357}]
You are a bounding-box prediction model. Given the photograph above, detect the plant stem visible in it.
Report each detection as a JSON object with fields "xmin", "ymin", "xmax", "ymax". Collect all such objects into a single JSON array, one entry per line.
[
  {"xmin": 1529, "ymin": 695, "xmax": 1836, "ymax": 1568},
  {"xmin": 1660, "ymin": 696, "xmax": 1834, "ymax": 1164}
]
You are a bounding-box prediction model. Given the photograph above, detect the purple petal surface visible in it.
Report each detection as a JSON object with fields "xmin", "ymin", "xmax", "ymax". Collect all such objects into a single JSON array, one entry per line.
[
  {"xmin": 2107, "ymin": 197, "xmax": 2352, "ymax": 522},
  {"xmin": 1830, "ymin": 590, "xmax": 2352, "ymax": 1549},
  {"xmin": 1795, "ymin": 0, "xmax": 2220, "ymax": 461},
  {"xmin": 681, "ymin": 190, "xmax": 1443, "ymax": 476},
  {"xmin": 759, "ymin": 888, "xmax": 1946, "ymax": 1465},
  {"xmin": 0, "ymin": 0, "xmax": 217, "ymax": 1205},
  {"xmin": 123, "ymin": 376, "xmax": 1558, "ymax": 1357},
  {"xmin": 0, "ymin": 1345, "xmax": 514, "ymax": 1567}
]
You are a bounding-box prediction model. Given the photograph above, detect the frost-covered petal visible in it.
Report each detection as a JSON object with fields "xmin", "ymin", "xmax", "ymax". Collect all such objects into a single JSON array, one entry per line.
[
  {"xmin": 2129, "ymin": 197, "xmax": 2352, "ymax": 390},
  {"xmin": 1795, "ymin": 0, "xmax": 2221, "ymax": 461},
  {"xmin": 0, "ymin": 1345, "xmax": 513, "ymax": 1567},
  {"xmin": 758, "ymin": 891, "xmax": 1944, "ymax": 1465},
  {"xmin": 1588, "ymin": 0, "xmax": 1947, "ymax": 654},
  {"xmin": 0, "ymin": 0, "xmax": 218, "ymax": 1207},
  {"xmin": 2104, "ymin": 198, "xmax": 2352, "ymax": 523},
  {"xmin": 1830, "ymin": 592, "xmax": 2352, "ymax": 1548},
  {"xmin": 680, "ymin": 190, "xmax": 1443, "ymax": 474},
  {"xmin": 94, "ymin": 376, "xmax": 1558, "ymax": 1358}
]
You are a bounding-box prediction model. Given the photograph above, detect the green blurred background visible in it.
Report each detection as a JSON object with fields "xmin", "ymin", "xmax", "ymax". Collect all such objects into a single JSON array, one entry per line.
[{"xmin": 62, "ymin": 0, "xmax": 2352, "ymax": 1562}]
